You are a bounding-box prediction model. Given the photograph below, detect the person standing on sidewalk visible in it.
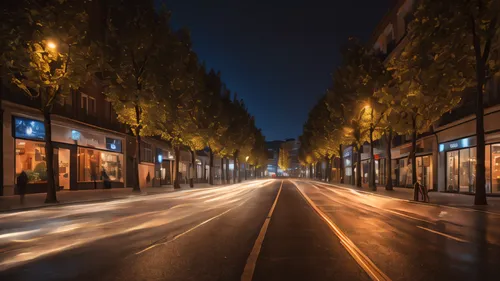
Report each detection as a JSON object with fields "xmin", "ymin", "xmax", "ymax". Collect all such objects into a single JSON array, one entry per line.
[{"xmin": 17, "ymin": 171, "xmax": 28, "ymax": 205}]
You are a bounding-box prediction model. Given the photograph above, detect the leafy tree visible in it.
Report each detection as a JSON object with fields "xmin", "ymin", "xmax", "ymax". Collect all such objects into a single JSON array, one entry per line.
[
  {"xmin": 100, "ymin": 0, "xmax": 169, "ymax": 192},
  {"xmin": 203, "ymin": 69, "xmax": 227, "ymax": 185},
  {"xmin": 403, "ymin": 0, "xmax": 499, "ymax": 204},
  {"xmin": 278, "ymin": 146, "xmax": 290, "ymax": 173},
  {"xmin": 1, "ymin": 0, "xmax": 28, "ymax": 196},
  {"xmin": 248, "ymin": 129, "xmax": 267, "ymax": 178},
  {"xmin": 4, "ymin": 0, "xmax": 91, "ymax": 202}
]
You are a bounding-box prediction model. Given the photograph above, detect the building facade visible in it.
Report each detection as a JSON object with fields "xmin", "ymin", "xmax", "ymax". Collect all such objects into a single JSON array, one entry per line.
[{"xmin": 350, "ymin": 0, "xmax": 500, "ymax": 194}]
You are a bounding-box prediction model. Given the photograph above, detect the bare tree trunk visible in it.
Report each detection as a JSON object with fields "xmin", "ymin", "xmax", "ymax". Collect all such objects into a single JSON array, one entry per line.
[
  {"xmin": 209, "ymin": 149, "xmax": 214, "ymax": 185},
  {"xmin": 330, "ymin": 157, "xmax": 335, "ymax": 183},
  {"xmin": 43, "ymin": 109, "xmax": 58, "ymax": 203},
  {"xmin": 411, "ymin": 116, "xmax": 418, "ymax": 201},
  {"xmin": 0, "ymin": 82, "xmax": 3, "ymax": 196},
  {"xmin": 225, "ymin": 157, "xmax": 230, "ymax": 184},
  {"xmin": 472, "ymin": 19, "xmax": 491, "ymax": 205},
  {"xmin": 189, "ymin": 150, "xmax": 195, "ymax": 188},
  {"xmin": 174, "ymin": 146, "xmax": 181, "ymax": 189},
  {"xmin": 356, "ymin": 146, "xmax": 362, "ymax": 188},
  {"xmin": 385, "ymin": 129, "xmax": 393, "ymax": 191},
  {"xmin": 324, "ymin": 156, "xmax": 330, "ymax": 182},
  {"xmin": 309, "ymin": 163, "xmax": 313, "ymax": 179},
  {"xmin": 369, "ymin": 127, "xmax": 376, "ymax": 191},
  {"xmin": 339, "ymin": 144, "xmax": 344, "ymax": 184},
  {"xmin": 220, "ymin": 157, "xmax": 224, "ymax": 184},
  {"xmin": 132, "ymin": 104, "xmax": 142, "ymax": 192}
]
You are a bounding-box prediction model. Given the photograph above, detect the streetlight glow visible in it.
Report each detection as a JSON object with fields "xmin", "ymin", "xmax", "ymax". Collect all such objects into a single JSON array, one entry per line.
[
  {"xmin": 47, "ymin": 41, "xmax": 57, "ymax": 49},
  {"xmin": 245, "ymin": 156, "xmax": 249, "ymax": 161}
]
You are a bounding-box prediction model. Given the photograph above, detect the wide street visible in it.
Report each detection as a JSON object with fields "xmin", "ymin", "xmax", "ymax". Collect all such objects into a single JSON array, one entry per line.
[{"xmin": 1, "ymin": 179, "xmax": 499, "ymax": 281}]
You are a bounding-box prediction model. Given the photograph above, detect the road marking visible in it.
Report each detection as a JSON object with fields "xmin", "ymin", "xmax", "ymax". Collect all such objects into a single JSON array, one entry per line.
[
  {"xmin": 135, "ymin": 201, "xmax": 247, "ymax": 255},
  {"xmin": 135, "ymin": 181, "xmax": 276, "ymax": 255},
  {"xmin": 315, "ymin": 184, "xmax": 436, "ymax": 225},
  {"xmin": 241, "ymin": 180, "xmax": 283, "ymax": 281},
  {"xmin": 416, "ymin": 226, "xmax": 469, "ymax": 243},
  {"xmin": 292, "ymin": 181, "xmax": 391, "ymax": 281}
]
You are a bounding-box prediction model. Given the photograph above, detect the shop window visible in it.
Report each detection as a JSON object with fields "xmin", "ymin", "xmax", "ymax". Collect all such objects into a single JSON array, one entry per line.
[
  {"xmin": 78, "ymin": 147, "xmax": 123, "ymax": 182},
  {"xmin": 491, "ymin": 144, "xmax": 500, "ymax": 192},
  {"xmin": 459, "ymin": 148, "xmax": 476, "ymax": 192},
  {"xmin": 416, "ymin": 156, "xmax": 433, "ymax": 190},
  {"xmin": 486, "ymin": 145, "xmax": 491, "ymax": 193},
  {"xmin": 379, "ymin": 159, "xmax": 386, "ymax": 186},
  {"xmin": 15, "ymin": 140, "xmax": 48, "ymax": 183},
  {"xmin": 447, "ymin": 150, "xmax": 459, "ymax": 192}
]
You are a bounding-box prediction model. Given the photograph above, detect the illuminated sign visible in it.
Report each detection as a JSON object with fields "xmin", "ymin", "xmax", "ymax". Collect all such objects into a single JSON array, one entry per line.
[
  {"xmin": 71, "ymin": 130, "xmax": 81, "ymax": 141},
  {"xmin": 106, "ymin": 138, "xmax": 122, "ymax": 152},
  {"xmin": 13, "ymin": 117, "xmax": 45, "ymax": 140},
  {"xmin": 439, "ymin": 137, "xmax": 475, "ymax": 152},
  {"xmin": 157, "ymin": 148, "xmax": 163, "ymax": 163}
]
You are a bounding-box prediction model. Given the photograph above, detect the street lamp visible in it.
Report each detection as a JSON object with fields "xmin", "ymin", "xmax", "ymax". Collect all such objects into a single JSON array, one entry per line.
[{"xmin": 47, "ymin": 41, "xmax": 57, "ymax": 49}]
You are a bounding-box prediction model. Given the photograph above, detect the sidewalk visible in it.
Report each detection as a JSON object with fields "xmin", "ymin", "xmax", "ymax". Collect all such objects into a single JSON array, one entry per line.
[
  {"xmin": 313, "ymin": 180, "xmax": 500, "ymax": 213},
  {"xmin": 0, "ymin": 182, "xmax": 217, "ymax": 213}
]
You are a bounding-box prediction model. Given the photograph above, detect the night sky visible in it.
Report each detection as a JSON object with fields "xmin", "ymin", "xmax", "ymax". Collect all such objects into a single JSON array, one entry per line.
[{"xmin": 163, "ymin": 0, "xmax": 392, "ymax": 141}]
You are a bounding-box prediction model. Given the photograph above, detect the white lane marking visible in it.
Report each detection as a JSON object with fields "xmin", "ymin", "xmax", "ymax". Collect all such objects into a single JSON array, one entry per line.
[
  {"xmin": 417, "ymin": 226, "xmax": 469, "ymax": 243},
  {"xmin": 293, "ymin": 181, "xmax": 391, "ymax": 281},
  {"xmin": 314, "ymin": 184, "xmax": 436, "ymax": 225},
  {"xmin": 135, "ymin": 181, "xmax": 275, "ymax": 255},
  {"xmin": 135, "ymin": 202, "xmax": 246, "ymax": 255},
  {"xmin": 240, "ymin": 180, "xmax": 283, "ymax": 281}
]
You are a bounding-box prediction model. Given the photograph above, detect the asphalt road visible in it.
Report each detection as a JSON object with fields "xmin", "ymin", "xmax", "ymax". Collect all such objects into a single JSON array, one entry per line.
[{"xmin": 1, "ymin": 179, "xmax": 499, "ymax": 281}]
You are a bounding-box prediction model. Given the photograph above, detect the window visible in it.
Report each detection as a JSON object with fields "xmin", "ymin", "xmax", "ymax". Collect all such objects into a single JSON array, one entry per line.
[
  {"xmin": 81, "ymin": 93, "xmax": 96, "ymax": 115},
  {"xmin": 141, "ymin": 142, "xmax": 153, "ymax": 163},
  {"xmin": 78, "ymin": 147, "xmax": 123, "ymax": 182},
  {"xmin": 15, "ymin": 140, "xmax": 47, "ymax": 183},
  {"xmin": 104, "ymin": 101, "xmax": 111, "ymax": 121},
  {"xmin": 491, "ymin": 144, "xmax": 500, "ymax": 192}
]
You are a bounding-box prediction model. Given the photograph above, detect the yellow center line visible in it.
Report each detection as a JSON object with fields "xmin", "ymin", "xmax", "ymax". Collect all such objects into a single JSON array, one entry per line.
[
  {"xmin": 293, "ymin": 181, "xmax": 391, "ymax": 281},
  {"xmin": 241, "ymin": 180, "xmax": 283, "ymax": 281}
]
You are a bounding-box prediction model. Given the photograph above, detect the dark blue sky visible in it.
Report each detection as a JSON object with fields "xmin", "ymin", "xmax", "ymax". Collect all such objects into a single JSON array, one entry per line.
[{"xmin": 163, "ymin": 0, "xmax": 392, "ymax": 141}]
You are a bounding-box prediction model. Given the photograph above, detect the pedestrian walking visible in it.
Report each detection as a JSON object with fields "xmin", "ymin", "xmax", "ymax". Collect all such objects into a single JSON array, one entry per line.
[
  {"xmin": 17, "ymin": 171, "xmax": 28, "ymax": 205},
  {"xmin": 413, "ymin": 181, "xmax": 420, "ymax": 201},
  {"xmin": 101, "ymin": 168, "xmax": 111, "ymax": 189},
  {"xmin": 420, "ymin": 182, "xmax": 430, "ymax": 202}
]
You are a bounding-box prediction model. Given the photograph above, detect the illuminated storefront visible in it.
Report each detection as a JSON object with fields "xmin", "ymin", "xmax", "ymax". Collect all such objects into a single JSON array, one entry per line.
[
  {"xmin": 441, "ymin": 137, "xmax": 500, "ymax": 193},
  {"xmin": 12, "ymin": 115, "xmax": 125, "ymax": 194}
]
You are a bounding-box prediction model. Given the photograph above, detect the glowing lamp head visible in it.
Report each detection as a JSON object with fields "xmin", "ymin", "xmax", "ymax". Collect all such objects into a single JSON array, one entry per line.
[{"xmin": 47, "ymin": 41, "xmax": 57, "ymax": 49}]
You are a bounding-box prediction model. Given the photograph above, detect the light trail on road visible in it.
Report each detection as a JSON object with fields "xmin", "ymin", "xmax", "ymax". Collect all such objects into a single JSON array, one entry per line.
[{"xmin": 0, "ymin": 180, "xmax": 274, "ymax": 271}]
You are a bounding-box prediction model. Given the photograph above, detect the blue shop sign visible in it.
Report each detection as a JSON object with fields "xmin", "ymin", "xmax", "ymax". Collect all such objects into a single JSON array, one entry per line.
[
  {"xmin": 157, "ymin": 148, "xmax": 163, "ymax": 163},
  {"xmin": 13, "ymin": 117, "xmax": 45, "ymax": 140},
  {"xmin": 106, "ymin": 137, "xmax": 122, "ymax": 152},
  {"xmin": 439, "ymin": 137, "xmax": 475, "ymax": 152}
]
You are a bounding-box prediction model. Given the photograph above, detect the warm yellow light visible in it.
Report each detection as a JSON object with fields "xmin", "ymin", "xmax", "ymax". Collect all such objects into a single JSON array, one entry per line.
[
  {"xmin": 47, "ymin": 41, "xmax": 57, "ymax": 49},
  {"xmin": 363, "ymin": 104, "xmax": 371, "ymax": 110},
  {"xmin": 245, "ymin": 156, "xmax": 249, "ymax": 161}
]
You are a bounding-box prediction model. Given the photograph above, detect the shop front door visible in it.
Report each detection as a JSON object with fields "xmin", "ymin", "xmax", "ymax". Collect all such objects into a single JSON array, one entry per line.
[
  {"xmin": 447, "ymin": 151, "xmax": 459, "ymax": 192},
  {"xmin": 57, "ymin": 148, "xmax": 71, "ymax": 190}
]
